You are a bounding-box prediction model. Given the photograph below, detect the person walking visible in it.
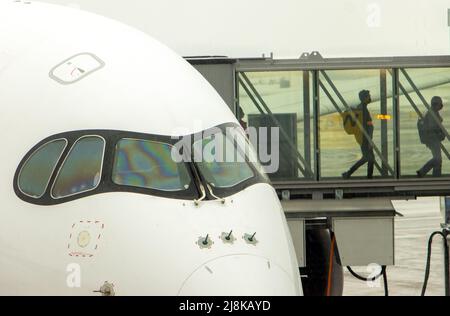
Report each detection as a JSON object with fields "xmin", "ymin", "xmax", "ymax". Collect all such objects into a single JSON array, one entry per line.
[
  {"xmin": 342, "ymin": 90, "xmax": 375, "ymax": 179},
  {"xmin": 417, "ymin": 96, "xmax": 445, "ymax": 177}
]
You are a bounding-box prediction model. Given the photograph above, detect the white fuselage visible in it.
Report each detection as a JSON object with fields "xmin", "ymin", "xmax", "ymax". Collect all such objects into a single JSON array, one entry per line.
[{"xmin": 0, "ymin": 1, "xmax": 302, "ymax": 295}]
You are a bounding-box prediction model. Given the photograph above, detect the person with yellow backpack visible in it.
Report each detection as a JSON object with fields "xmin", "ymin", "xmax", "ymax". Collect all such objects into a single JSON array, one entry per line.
[{"xmin": 341, "ymin": 90, "xmax": 375, "ymax": 179}]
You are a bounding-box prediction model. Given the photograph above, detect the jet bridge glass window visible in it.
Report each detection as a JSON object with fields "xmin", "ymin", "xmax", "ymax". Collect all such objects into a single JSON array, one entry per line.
[
  {"xmin": 237, "ymin": 71, "xmax": 315, "ymax": 181},
  {"xmin": 398, "ymin": 67, "xmax": 450, "ymax": 177},
  {"xmin": 193, "ymin": 130, "xmax": 254, "ymax": 188},
  {"xmin": 318, "ymin": 69, "xmax": 395, "ymax": 179},
  {"xmin": 112, "ymin": 139, "xmax": 191, "ymax": 191},
  {"xmin": 18, "ymin": 139, "xmax": 67, "ymax": 198},
  {"xmin": 52, "ymin": 136, "xmax": 105, "ymax": 199}
]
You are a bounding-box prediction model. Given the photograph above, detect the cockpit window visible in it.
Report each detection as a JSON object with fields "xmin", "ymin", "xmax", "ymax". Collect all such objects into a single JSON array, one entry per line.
[
  {"xmin": 193, "ymin": 130, "xmax": 254, "ymax": 188},
  {"xmin": 14, "ymin": 124, "xmax": 267, "ymax": 205},
  {"xmin": 18, "ymin": 139, "xmax": 67, "ymax": 198},
  {"xmin": 112, "ymin": 139, "xmax": 191, "ymax": 191},
  {"xmin": 52, "ymin": 136, "xmax": 105, "ymax": 199}
]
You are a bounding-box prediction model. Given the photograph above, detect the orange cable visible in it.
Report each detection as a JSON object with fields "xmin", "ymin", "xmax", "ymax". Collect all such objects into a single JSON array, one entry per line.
[{"xmin": 326, "ymin": 233, "xmax": 336, "ymax": 296}]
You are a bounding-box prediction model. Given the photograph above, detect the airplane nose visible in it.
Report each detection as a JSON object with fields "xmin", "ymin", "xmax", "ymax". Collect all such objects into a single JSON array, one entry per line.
[{"xmin": 178, "ymin": 254, "xmax": 300, "ymax": 296}]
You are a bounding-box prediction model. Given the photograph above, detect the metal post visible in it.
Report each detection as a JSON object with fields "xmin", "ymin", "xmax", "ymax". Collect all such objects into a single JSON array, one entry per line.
[
  {"xmin": 303, "ymin": 71, "xmax": 312, "ymax": 170},
  {"xmin": 444, "ymin": 229, "xmax": 449, "ymax": 296},
  {"xmin": 312, "ymin": 70, "xmax": 320, "ymax": 181},
  {"xmin": 380, "ymin": 69, "xmax": 389, "ymax": 177},
  {"xmin": 233, "ymin": 66, "xmax": 239, "ymax": 116},
  {"xmin": 392, "ymin": 68, "xmax": 401, "ymax": 179}
]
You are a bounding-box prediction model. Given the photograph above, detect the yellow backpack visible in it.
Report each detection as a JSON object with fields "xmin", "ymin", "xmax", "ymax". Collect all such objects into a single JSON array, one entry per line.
[{"xmin": 341, "ymin": 109, "xmax": 363, "ymax": 145}]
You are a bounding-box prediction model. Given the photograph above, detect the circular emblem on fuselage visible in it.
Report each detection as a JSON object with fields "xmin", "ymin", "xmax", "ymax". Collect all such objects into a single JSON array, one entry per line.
[{"xmin": 77, "ymin": 231, "xmax": 91, "ymax": 248}]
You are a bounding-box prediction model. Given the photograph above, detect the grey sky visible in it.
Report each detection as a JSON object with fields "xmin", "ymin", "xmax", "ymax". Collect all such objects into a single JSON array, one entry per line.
[{"xmin": 39, "ymin": 0, "xmax": 450, "ymax": 58}]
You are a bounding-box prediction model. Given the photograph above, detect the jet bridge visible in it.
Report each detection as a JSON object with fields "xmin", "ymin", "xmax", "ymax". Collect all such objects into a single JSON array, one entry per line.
[
  {"xmin": 188, "ymin": 54, "xmax": 450, "ymax": 295},
  {"xmin": 189, "ymin": 54, "xmax": 450, "ymax": 198}
]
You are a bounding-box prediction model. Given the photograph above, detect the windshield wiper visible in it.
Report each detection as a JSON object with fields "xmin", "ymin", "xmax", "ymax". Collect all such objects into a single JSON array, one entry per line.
[
  {"xmin": 206, "ymin": 183, "xmax": 225, "ymax": 204},
  {"xmin": 194, "ymin": 182, "xmax": 206, "ymax": 206},
  {"xmin": 189, "ymin": 153, "xmax": 207, "ymax": 206}
]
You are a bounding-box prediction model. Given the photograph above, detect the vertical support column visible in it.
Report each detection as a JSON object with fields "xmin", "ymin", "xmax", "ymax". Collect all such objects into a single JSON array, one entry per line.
[
  {"xmin": 233, "ymin": 68, "xmax": 239, "ymax": 115},
  {"xmin": 312, "ymin": 70, "xmax": 320, "ymax": 181},
  {"xmin": 392, "ymin": 68, "xmax": 401, "ymax": 179},
  {"xmin": 303, "ymin": 71, "xmax": 311, "ymax": 172},
  {"xmin": 444, "ymin": 229, "xmax": 450, "ymax": 296},
  {"xmin": 380, "ymin": 69, "xmax": 388, "ymax": 177},
  {"xmin": 448, "ymin": 9, "xmax": 450, "ymax": 50}
]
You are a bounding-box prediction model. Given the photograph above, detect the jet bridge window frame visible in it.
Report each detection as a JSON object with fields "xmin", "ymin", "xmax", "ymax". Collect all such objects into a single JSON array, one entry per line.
[
  {"xmin": 396, "ymin": 66, "xmax": 450, "ymax": 178},
  {"xmin": 14, "ymin": 123, "xmax": 267, "ymax": 206}
]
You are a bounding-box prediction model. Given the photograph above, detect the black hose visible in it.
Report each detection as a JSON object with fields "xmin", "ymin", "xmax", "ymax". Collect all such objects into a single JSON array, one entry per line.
[
  {"xmin": 382, "ymin": 266, "xmax": 389, "ymax": 296},
  {"xmin": 347, "ymin": 266, "xmax": 383, "ymax": 282},
  {"xmin": 347, "ymin": 266, "xmax": 388, "ymax": 296},
  {"xmin": 421, "ymin": 230, "xmax": 447, "ymax": 296}
]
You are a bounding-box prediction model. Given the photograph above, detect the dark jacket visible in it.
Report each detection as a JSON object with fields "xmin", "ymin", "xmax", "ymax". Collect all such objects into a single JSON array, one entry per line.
[
  {"xmin": 424, "ymin": 110, "xmax": 445, "ymax": 143},
  {"xmin": 356, "ymin": 103, "xmax": 373, "ymax": 142}
]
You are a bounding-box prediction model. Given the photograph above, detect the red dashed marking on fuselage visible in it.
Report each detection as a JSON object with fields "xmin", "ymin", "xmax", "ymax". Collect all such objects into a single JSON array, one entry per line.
[
  {"xmin": 68, "ymin": 221, "xmax": 104, "ymax": 257},
  {"xmin": 69, "ymin": 251, "xmax": 93, "ymax": 257}
]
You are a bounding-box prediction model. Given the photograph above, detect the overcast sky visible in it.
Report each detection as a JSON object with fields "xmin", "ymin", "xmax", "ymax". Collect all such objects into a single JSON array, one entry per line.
[{"xmin": 39, "ymin": 0, "xmax": 450, "ymax": 58}]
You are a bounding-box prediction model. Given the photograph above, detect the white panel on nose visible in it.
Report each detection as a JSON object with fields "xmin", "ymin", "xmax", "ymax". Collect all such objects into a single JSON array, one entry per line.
[{"xmin": 178, "ymin": 254, "xmax": 299, "ymax": 296}]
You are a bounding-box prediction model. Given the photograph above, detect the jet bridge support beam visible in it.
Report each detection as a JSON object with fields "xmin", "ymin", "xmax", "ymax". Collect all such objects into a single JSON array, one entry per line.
[
  {"xmin": 380, "ymin": 69, "xmax": 389, "ymax": 177},
  {"xmin": 303, "ymin": 71, "xmax": 312, "ymax": 170}
]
